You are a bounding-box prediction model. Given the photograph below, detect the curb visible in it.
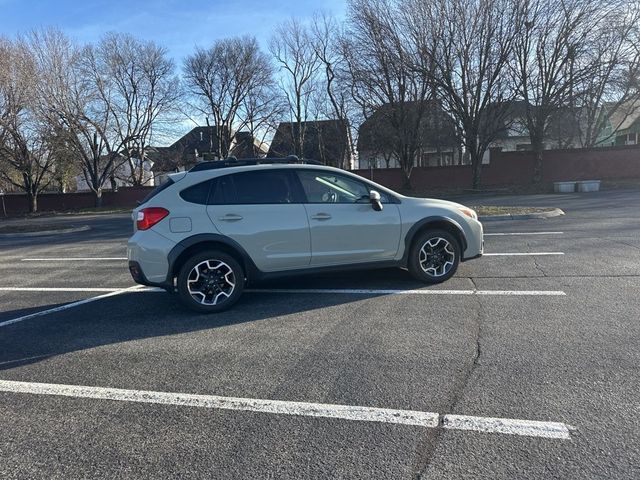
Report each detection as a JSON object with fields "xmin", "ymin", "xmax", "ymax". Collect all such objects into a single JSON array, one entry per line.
[
  {"xmin": 0, "ymin": 225, "xmax": 91, "ymax": 238},
  {"xmin": 479, "ymin": 208, "xmax": 565, "ymax": 222}
]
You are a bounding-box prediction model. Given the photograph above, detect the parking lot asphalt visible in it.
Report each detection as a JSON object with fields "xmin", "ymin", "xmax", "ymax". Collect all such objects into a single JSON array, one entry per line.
[{"xmin": 0, "ymin": 188, "xmax": 639, "ymax": 479}]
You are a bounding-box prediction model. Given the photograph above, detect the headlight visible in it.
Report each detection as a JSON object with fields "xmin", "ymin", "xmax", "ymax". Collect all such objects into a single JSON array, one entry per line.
[{"xmin": 458, "ymin": 207, "xmax": 478, "ymax": 220}]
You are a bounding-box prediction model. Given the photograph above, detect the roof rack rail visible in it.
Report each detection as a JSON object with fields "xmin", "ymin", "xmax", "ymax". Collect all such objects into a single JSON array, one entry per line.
[{"xmin": 189, "ymin": 155, "xmax": 323, "ymax": 172}]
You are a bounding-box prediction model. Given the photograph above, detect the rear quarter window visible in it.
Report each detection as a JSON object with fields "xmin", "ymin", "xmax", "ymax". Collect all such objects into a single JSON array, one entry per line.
[{"xmin": 180, "ymin": 179, "xmax": 216, "ymax": 205}]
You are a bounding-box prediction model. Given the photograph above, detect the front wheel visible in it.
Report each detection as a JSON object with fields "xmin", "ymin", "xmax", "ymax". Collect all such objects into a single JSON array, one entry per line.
[
  {"xmin": 177, "ymin": 251, "xmax": 244, "ymax": 313},
  {"xmin": 408, "ymin": 230, "xmax": 461, "ymax": 284}
]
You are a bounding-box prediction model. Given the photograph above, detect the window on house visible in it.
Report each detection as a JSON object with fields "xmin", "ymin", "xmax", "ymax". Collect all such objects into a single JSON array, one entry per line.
[{"xmin": 625, "ymin": 133, "xmax": 637, "ymax": 145}]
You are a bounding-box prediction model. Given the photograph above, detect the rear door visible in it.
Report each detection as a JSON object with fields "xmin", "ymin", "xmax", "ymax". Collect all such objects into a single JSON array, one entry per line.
[
  {"xmin": 206, "ymin": 169, "xmax": 311, "ymax": 272},
  {"xmin": 295, "ymin": 169, "xmax": 402, "ymax": 266}
]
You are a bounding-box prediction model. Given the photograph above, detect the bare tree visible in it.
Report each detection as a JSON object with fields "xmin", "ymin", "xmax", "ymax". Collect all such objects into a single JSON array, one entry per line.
[
  {"xmin": 344, "ymin": 0, "xmax": 434, "ymax": 187},
  {"xmin": 0, "ymin": 37, "xmax": 55, "ymax": 212},
  {"xmin": 270, "ymin": 18, "xmax": 321, "ymax": 159},
  {"xmin": 409, "ymin": 0, "xmax": 520, "ymax": 189},
  {"xmin": 240, "ymin": 84, "xmax": 284, "ymax": 157},
  {"xmin": 184, "ymin": 36, "xmax": 273, "ymax": 159},
  {"xmin": 86, "ymin": 33, "xmax": 180, "ymax": 186},
  {"xmin": 310, "ymin": 12, "xmax": 356, "ymax": 168},
  {"xmin": 575, "ymin": 2, "xmax": 640, "ymax": 147},
  {"xmin": 26, "ymin": 29, "xmax": 116, "ymax": 206},
  {"xmin": 514, "ymin": 0, "xmax": 614, "ymax": 183}
]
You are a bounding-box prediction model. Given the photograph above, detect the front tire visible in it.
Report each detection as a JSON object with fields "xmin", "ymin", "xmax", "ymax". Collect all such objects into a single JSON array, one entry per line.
[
  {"xmin": 177, "ymin": 251, "xmax": 244, "ymax": 313},
  {"xmin": 408, "ymin": 230, "xmax": 461, "ymax": 284}
]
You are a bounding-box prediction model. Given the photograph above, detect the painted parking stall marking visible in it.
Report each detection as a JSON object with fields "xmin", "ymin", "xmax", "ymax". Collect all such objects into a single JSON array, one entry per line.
[
  {"xmin": 443, "ymin": 414, "xmax": 571, "ymax": 440},
  {"xmin": 0, "ymin": 287, "xmax": 123, "ymax": 292},
  {"xmin": 0, "ymin": 379, "xmax": 573, "ymax": 440},
  {"xmin": 0, "ymin": 286, "xmax": 566, "ymax": 328},
  {"xmin": 484, "ymin": 232, "xmax": 564, "ymax": 236},
  {"xmin": 21, "ymin": 257, "xmax": 127, "ymax": 261},
  {"xmin": 245, "ymin": 288, "xmax": 567, "ymax": 296},
  {"xmin": 0, "ymin": 286, "xmax": 147, "ymax": 328},
  {"xmin": 483, "ymin": 252, "xmax": 564, "ymax": 256}
]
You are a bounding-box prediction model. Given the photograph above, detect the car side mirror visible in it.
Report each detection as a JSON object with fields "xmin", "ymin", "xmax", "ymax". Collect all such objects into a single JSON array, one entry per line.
[{"xmin": 370, "ymin": 190, "xmax": 383, "ymax": 211}]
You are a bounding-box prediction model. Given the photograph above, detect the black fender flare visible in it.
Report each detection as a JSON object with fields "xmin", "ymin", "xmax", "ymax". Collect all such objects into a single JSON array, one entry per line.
[
  {"xmin": 403, "ymin": 216, "xmax": 468, "ymax": 262},
  {"xmin": 167, "ymin": 233, "xmax": 261, "ymax": 283}
]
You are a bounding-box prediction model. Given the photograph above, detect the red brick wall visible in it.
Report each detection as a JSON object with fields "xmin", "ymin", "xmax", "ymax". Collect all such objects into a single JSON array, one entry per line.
[
  {"xmin": 2, "ymin": 145, "xmax": 638, "ymax": 214},
  {"xmin": 352, "ymin": 145, "xmax": 640, "ymax": 190},
  {"xmin": 1, "ymin": 186, "xmax": 154, "ymax": 215}
]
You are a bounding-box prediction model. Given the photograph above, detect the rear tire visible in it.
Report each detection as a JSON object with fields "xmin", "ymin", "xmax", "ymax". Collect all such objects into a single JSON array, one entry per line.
[
  {"xmin": 408, "ymin": 230, "xmax": 461, "ymax": 284},
  {"xmin": 177, "ymin": 250, "xmax": 244, "ymax": 313}
]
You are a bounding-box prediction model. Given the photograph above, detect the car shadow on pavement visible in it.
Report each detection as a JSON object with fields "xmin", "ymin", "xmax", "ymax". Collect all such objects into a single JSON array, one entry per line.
[{"xmin": 0, "ymin": 283, "xmax": 404, "ymax": 371}]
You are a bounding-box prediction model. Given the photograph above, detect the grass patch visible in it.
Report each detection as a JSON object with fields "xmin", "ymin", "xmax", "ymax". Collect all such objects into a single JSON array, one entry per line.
[{"xmin": 471, "ymin": 206, "xmax": 556, "ymax": 216}]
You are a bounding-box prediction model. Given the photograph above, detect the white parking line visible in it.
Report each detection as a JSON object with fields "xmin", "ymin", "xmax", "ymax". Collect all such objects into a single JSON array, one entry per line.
[
  {"xmin": 443, "ymin": 414, "xmax": 571, "ymax": 440},
  {"xmin": 245, "ymin": 288, "xmax": 566, "ymax": 296},
  {"xmin": 484, "ymin": 232, "xmax": 564, "ymax": 236},
  {"xmin": 0, "ymin": 287, "xmax": 121, "ymax": 292},
  {"xmin": 0, "ymin": 379, "xmax": 572, "ymax": 439},
  {"xmin": 0, "ymin": 287, "xmax": 565, "ymax": 328},
  {"xmin": 21, "ymin": 258, "xmax": 127, "ymax": 261},
  {"xmin": 0, "ymin": 379, "xmax": 438, "ymax": 428},
  {"xmin": 483, "ymin": 252, "xmax": 564, "ymax": 256},
  {"xmin": 0, "ymin": 286, "xmax": 144, "ymax": 328}
]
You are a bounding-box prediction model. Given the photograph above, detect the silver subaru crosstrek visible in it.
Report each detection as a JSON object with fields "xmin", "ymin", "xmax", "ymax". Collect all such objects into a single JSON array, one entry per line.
[{"xmin": 128, "ymin": 157, "xmax": 483, "ymax": 312}]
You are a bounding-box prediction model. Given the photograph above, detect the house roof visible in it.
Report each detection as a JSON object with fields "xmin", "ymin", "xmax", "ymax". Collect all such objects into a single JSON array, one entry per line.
[
  {"xmin": 149, "ymin": 126, "xmax": 245, "ymax": 173},
  {"xmin": 357, "ymin": 101, "xmax": 458, "ymax": 153},
  {"xmin": 267, "ymin": 119, "xmax": 351, "ymax": 167},
  {"xmin": 230, "ymin": 131, "xmax": 268, "ymax": 159},
  {"xmin": 603, "ymin": 99, "xmax": 640, "ymax": 133}
]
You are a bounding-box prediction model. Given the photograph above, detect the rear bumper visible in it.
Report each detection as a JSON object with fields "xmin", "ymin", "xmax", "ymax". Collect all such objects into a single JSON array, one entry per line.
[{"xmin": 128, "ymin": 261, "xmax": 173, "ymax": 292}]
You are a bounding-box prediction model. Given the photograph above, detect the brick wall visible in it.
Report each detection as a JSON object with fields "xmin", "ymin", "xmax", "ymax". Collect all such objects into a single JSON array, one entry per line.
[
  {"xmin": 2, "ymin": 145, "xmax": 639, "ymax": 215},
  {"xmin": 352, "ymin": 145, "xmax": 640, "ymax": 190},
  {"xmin": 1, "ymin": 186, "xmax": 154, "ymax": 215}
]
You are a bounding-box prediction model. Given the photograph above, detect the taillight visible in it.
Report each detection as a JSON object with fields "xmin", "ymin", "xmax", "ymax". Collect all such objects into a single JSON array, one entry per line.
[{"xmin": 137, "ymin": 207, "xmax": 169, "ymax": 230}]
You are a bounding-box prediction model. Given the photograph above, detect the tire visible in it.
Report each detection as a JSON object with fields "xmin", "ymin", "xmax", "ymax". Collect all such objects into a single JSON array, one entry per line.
[
  {"xmin": 177, "ymin": 250, "xmax": 244, "ymax": 313},
  {"xmin": 408, "ymin": 229, "xmax": 461, "ymax": 284}
]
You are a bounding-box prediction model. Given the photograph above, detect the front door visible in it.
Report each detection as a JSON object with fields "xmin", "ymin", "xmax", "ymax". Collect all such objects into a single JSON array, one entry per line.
[{"xmin": 295, "ymin": 170, "xmax": 401, "ymax": 266}]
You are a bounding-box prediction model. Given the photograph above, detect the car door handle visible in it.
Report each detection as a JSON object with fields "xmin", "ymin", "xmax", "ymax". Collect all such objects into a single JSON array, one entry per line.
[
  {"xmin": 218, "ymin": 214, "xmax": 243, "ymax": 221},
  {"xmin": 311, "ymin": 213, "xmax": 332, "ymax": 220}
]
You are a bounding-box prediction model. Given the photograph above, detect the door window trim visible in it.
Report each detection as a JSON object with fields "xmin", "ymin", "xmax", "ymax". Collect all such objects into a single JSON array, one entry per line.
[
  {"xmin": 294, "ymin": 169, "xmax": 400, "ymax": 205},
  {"xmin": 208, "ymin": 169, "xmax": 306, "ymax": 205}
]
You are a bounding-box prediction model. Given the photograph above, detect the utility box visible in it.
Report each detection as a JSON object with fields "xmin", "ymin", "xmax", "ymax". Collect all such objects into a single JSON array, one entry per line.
[
  {"xmin": 554, "ymin": 181, "xmax": 576, "ymax": 193},
  {"xmin": 577, "ymin": 180, "xmax": 601, "ymax": 192}
]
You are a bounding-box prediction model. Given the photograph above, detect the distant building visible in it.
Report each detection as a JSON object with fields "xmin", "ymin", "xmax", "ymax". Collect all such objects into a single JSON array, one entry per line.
[
  {"xmin": 267, "ymin": 119, "xmax": 353, "ymax": 169},
  {"xmin": 485, "ymin": 101, "xmax": 585, "ymax": 162},
  {"xmin": 357, "ymin": 101, "xmax": 461, "ymax": 169},
  {"xmin": 150, "ymin": 127, "xmax": 266, "ymax": 184},
  {"xmin": 595, "ymin": 100, "xmax": 640, "ymax": 147}
]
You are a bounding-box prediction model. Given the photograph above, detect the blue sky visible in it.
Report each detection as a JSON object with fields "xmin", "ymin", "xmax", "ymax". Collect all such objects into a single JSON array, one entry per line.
[{"xmin": 0, "ymin": 0, "xmax": 348, "ymax": 61}]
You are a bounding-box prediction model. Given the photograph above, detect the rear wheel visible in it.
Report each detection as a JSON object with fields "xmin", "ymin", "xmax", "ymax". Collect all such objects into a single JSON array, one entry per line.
[
  {"xmin": 408, "ymin": 230, "xmax": 461, "ymax": 284},
  {"xmin": 177, "ymin": 251, "xmax": 244, "ymax": 312}
]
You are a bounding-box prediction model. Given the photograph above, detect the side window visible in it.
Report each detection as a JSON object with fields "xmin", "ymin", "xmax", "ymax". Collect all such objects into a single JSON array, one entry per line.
[
  {"xmin": 296, "ymin": 170, "xmax": 389, "ymax": 204},
  {"xmin": 180, "ymin": 179, "xmax": 215, "ymax": 205},
  {"xmin": 218, "ymin": 170, "xmax": 295, "ymax": 205},
  {"xmin": 209, "ymin": 174, "xmax": 234, "ymax": 205}
]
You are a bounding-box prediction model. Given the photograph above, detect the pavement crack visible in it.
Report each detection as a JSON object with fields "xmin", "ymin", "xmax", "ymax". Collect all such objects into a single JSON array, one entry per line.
[
  {"xmin": 532, "ymin": 255, "xmax": 548, "ymax": 277},
  {"xmin": 414, "ymin": 278, "xmax": 484, "ymax": 479}
]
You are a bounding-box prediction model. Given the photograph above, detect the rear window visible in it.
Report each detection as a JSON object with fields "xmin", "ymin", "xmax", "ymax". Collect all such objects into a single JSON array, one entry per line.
[{"xmin": 140, "ymin": 178, "xmax": 174, "ymax": 205}]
